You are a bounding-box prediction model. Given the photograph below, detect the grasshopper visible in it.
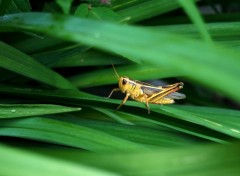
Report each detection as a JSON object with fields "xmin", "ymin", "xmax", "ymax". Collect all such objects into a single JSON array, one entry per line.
[{"xmin": 107, "ymin": 65, "xmax": 186, "ymax": 114}]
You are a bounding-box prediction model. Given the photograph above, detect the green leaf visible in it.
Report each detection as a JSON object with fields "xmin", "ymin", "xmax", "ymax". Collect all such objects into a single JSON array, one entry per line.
[
  {"xmin": 0, "ymin": 41, "xmax": 76, "ymax": 89},
  {"xmin": 0, "ymin": 86, "xmax": 233, "ymax": 143},
  {"xmin": 6, "ymin": 0, "xmax": 31, "ymax": 14},
  {"xmin": 0, "ymin": 116, "xmax": 147, "ymax": 151},
  {"xmin": 75, "ymin": 5, "xmax": 121, "ymax": 22},
  {"xmin": 0, "ymin": 144, "xmax": 119, "ymax": 176},
  {"xmin": 94, "ymin": 107, "xmax": 134, "ymax": 125},
  {"xmin": 152, "ymin": 105, "xmax": 240, "ymax": 139},
  {"xmin": 53, "ymin": 48, "xmax": 127, "ymax": 68},
  {"xmin": 55, "ymin": 0, "xmax": 73, "ymax": 14},
  {"xmin": 13, "ymin": 0, "xmax": 31, "ymax": 12},
  {"xmin": 74, "ymin": 4, "xmax": 89, "ymax": 17},
  {"xmin": 151, "ymin": 22, "xmax": 240, "ymax": 40},
  {"xmin": 116, "ymin": 0, "xmax": 198, "ymax": 23},
  {"xmin": 178, "ymin": 0, "xmax": 213, "ymax": 44},
  {"xmin": 69, "ymin": 64, "xmax": 184, "ymax": 88},
  {"xmin": 43, "ymin": 1, "xmax": 62, "ymax": 13},
  {"xmin": 68, "ymin": 114, "xmax": 201, "ymax": 147},
  {"xmin": 44, "ymin": 143, "xmax": 240, "ymax": 176},
  {"xmin": 89, "ymin": 7, "xmax": 121, "ymax": 22},
  {"xmin": 12, "ymin": 36, "xmax": 71, "ymax": 54},
  {"xmin": 0, "ymin": 0, "xmax": 12, "ymax": 15},
  {"xmin": 0, "ymin": 104, "xmax": 81, "ymax": 119}
]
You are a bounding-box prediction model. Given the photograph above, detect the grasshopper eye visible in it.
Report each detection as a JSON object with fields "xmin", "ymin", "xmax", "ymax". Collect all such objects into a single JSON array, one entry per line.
[{"xmin": 122, "ymin": 79, "xmax": 127, "ymax": 85}]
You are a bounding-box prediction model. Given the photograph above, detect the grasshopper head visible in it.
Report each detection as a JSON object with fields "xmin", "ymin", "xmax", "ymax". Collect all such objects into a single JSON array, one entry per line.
[{"xmin": 118, "ymin": 76, "xmax": 130, "ymax": 92}]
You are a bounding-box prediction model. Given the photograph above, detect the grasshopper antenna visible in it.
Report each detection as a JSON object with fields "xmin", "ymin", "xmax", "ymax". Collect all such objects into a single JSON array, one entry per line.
[{"xmin": 112, "ymin": 63, "xmax": 119, "ymax": 79}]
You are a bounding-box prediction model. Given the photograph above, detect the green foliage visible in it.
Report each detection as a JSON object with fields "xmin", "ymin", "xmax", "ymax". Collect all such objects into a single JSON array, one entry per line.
[
  {"xmin": 0, "ymin": 104, "xmax": 81, "ymax": 118},
  {"xmin": 0, "ymin": 0, "xmax": 240, "ymax": 175},
  {"xmin": 0, "ymin": 41, "xmax": 76, "ymax": 89},
  {"xmin": 178, "ymin": 0, "xmax": 212, "ymax": 43},
  {"xmin": 55, "ymin": 0, "xmax": 73, "ymax": 14}
]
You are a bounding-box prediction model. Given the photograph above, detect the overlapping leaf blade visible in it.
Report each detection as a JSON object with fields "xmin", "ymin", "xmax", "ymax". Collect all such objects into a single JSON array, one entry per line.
[
  {"xmin": 0, "ymin": 144, "xmax": 119, "ymax": 176},
  {"xmin": 0, "ymin": 104, "xmax": 81, "ymax": 118},
  {"xmin": 0, "ymin": 116, "xmax": 147, "ymax": 151},
  {"xmin": 0, "ymin": 41, "xmax": 76, "ymax": 89}
]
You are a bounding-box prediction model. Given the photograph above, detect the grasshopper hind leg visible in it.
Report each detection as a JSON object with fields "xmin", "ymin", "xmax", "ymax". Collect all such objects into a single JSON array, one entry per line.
[
  {"xmin": 136, "ymin": 94, "xmax": 150, "ymax": 114},
  {"xmin": 138, "ymin": 94, "xmax": 150, "ymax": 114},
  {"xmin": 145, "ymin": 101, "xmax": 150, "ymax": 114}
]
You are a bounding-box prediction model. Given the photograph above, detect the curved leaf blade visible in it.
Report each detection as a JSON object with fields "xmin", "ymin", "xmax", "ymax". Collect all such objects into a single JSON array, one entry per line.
[
  {"xmin": 61, "ymin": 143, "xmax": 240, "ymax": 176},
  {"xmin": 0, "ymin": 104, "xmax": 81, "ymax": 119},
  {"xmin": 0, "ymin": 41, "xmax": 76, "ymax": 89},
  {"xmin": 0, "ymin": 144, "xmax": 119, "ymax": 176},
  {"xmin": 0, "ymin": 117, "xmax": 147, "ymax": 151},
  {"xmin": 0, "ymin": 86, "xmax": 237, "ymax": 142}
]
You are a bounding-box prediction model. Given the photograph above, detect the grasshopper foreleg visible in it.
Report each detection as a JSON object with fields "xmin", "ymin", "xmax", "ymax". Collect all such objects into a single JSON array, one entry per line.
[{"xmin": 107, "ymin": 88, "xmax": 121, "ymax": 98}]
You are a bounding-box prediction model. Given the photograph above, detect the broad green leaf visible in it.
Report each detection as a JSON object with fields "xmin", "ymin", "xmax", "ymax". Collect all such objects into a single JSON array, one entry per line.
[
  {"xmin": 55, "ymin": 0, "xmax": 73, "ymax": 14},
  {"xmin": 74, "ymin": 4, "xmax": 89, "ymax": 17},
  {"xmin": 0, "ymin": 116, "xmax": 147, "ymax": 151},
  {"xmin": 0, "ymin": 104, "xmax": 81, "ymax": 119},
  {"xmin": 0, "ymin": 144, "xmax": 119, "ymax": 176},
  {"xmin": 63, "ymin": 115, "xmax": 202, "ymax": 147},
  {"xmin": 0, "ymin": 41, "xmax": 76, "ymax": 89},
  {"xmin": 43, "ymin": 143, "xmax": 240, "ymax": 176}
]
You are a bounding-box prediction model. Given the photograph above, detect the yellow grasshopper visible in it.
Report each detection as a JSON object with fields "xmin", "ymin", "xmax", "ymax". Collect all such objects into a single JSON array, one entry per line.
[{"xmin": 107, "ymin": 65, "xmax": 186, "ymax": 114}]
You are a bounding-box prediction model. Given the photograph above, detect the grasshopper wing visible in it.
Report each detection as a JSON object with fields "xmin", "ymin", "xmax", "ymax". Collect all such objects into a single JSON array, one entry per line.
[
  {"xmin": 165, "ymin": 92, "xmax": 186, "ymax": 100},
  {"xmin": 141, "ymin": 85, "xmax": 162, "ymax": 96}
]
